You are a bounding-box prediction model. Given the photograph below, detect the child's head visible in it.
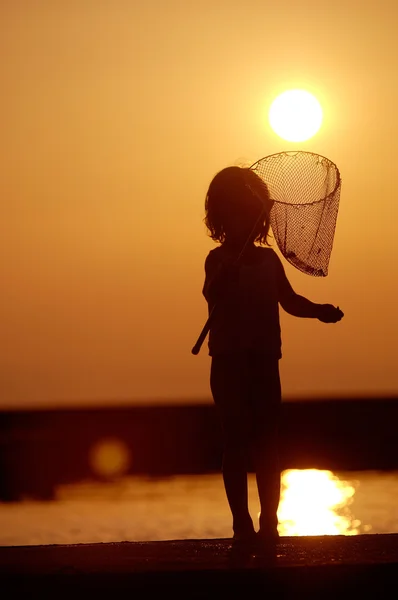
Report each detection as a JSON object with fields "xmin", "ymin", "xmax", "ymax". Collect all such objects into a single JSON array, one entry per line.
[{"xmin": 204, "ymin": 166, "xmax": 273, "ymax": 246}]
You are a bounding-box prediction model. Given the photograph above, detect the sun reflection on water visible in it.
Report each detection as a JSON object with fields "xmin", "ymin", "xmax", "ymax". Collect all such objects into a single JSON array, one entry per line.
[{"xmin": 277, "ymin": 469, "xmax": 362, "ymax": 536}]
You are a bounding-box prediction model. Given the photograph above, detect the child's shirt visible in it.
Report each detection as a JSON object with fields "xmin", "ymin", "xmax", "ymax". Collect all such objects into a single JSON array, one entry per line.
[{"xmin": 203, "ymin": 245, "xmax": 286, "ymax": 358}]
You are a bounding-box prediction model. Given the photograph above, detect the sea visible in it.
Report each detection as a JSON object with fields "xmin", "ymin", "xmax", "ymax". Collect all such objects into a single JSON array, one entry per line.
[{"xmin": 1, "ymin": 469, "xmax": 397, "ymax": 546}]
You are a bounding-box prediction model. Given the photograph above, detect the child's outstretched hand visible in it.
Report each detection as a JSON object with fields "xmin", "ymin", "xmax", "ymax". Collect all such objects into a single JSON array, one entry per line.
[{"xmin": 317, "ymin": 304, "xmax": 344, "ymax": 323}]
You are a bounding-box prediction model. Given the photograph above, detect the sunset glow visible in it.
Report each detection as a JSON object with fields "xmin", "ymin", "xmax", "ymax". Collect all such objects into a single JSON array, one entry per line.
[
  {"xmin": 2, "ymin": 1, "xmax": 398, "ymax": 408},
  {"xmin": 269, "ymin": 90, "xmax": 323, "ymax": 142},
  {"xmin": 277, "ymin": 469, "xmax": 361, "ymax": 536}
]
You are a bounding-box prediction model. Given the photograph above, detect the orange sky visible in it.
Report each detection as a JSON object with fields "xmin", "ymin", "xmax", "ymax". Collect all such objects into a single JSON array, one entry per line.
[{"xmin": 1, "ymin": 1, "xmax": 398, "ymax": 408}]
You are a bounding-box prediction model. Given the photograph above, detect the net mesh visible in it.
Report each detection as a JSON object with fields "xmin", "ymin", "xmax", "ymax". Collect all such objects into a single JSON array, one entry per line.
[{"xmin": 251, "ymin": 151, "xmax": 341, "ymax": 277}]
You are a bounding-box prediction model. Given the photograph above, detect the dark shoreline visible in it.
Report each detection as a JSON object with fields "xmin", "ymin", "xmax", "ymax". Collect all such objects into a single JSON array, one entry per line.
[
  {"xmin": 1, "ymin": 397, "xmax": 398, "ymax": 501},
  {"xmin": 1, "ymin": 534, "xmax": 397, "ymax": 599}
]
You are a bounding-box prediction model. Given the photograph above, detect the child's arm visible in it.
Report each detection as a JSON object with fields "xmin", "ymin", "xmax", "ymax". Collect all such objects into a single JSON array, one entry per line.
[{"xmin": 275, "ymin": 255, "xmax": 344, "ymax": 323}]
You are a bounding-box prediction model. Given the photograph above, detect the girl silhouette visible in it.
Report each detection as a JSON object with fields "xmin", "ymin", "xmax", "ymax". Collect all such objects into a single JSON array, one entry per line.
[{"xmin": 202, "ymin": 166, "xmax": 343, "ymax": 550}]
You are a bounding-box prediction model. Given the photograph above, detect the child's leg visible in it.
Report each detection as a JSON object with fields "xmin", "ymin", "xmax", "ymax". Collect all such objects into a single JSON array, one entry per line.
[
  {"xmin": 210, "ymin": 352, "xmax": 255, "ymax": 537},
  {"xmin": 249, "ymin": 353, "xmax": 282, "ymax": 537}
]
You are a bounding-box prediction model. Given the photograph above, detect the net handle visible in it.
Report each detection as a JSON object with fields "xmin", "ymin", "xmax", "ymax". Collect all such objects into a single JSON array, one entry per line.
[{"xmin": 191, "ymin": 198, "xmax": 267, "ymax": 355}]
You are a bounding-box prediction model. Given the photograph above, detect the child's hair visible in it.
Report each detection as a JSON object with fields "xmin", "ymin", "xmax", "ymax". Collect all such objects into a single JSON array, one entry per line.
[{"xmin": 204, "ymin": 166, "xmax": 273, "ymax": 245}]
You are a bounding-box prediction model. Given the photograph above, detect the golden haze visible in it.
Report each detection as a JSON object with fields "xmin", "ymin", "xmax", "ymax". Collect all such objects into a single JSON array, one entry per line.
[{"xmin": 1, "ymin": 1, "xmax": 398, "ymax": 408}]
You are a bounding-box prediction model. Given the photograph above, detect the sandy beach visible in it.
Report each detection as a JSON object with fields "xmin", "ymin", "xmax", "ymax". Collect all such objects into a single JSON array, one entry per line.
[{"xmin": 1, "ymin": 534, "xmax": 398, "ymax": 599}]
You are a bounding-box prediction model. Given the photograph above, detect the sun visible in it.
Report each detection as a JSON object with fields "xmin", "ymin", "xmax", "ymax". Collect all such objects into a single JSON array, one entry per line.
[{"xmin": 269, "ymin": 89, "xmax": 323, "ymax": 142}]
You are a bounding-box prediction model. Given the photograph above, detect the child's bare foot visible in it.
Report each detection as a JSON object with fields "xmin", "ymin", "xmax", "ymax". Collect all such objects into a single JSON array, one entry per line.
[{"xmin": 232, "ymin": 528, "xmax": 257, "ymax": 546}]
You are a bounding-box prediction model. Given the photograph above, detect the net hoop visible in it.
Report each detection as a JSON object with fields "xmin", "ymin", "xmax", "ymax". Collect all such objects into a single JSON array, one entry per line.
[{"xmin": 250, "ymin": 151, "xmax": 342, "ymax": 276}]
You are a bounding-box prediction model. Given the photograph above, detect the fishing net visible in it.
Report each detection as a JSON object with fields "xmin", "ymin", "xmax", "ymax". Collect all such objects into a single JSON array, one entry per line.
[{"xmin": 250, "ymin": 151, "xmax": 341, "ymax": 276}]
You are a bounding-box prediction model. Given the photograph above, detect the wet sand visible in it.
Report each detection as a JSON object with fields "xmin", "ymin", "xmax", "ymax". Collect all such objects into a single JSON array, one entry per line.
[{"xmin": 1, "ymin": 534, "xmax": 397, "ymax": 599}]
